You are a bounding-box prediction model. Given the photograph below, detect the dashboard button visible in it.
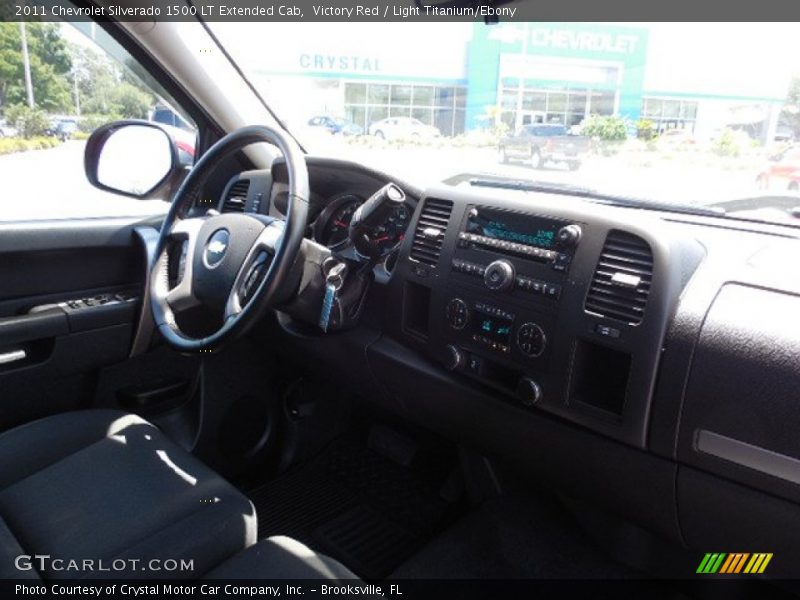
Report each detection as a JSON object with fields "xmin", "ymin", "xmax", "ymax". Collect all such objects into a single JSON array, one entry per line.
[
  {"xmin": 466, "ymin": 354, "xmax": 483, "ymax": 375},
  {"xmin": 516, "ymin": 377, "xmax": 543, "ymax": 406},
  {"xmin": 483, "ymin": 260, "xmax": 515, "ymax": 292},
  {"xmin": 543, "ymin": 284, "xmax": 561, "ymax": 299},
  {"xmin": 516, "ymin": 322, "xmax": 546, "ymax": 358},
  {"xmin": 413, "ymin": 265, "xmax": 429, "ymax": 278},
  {"xmin": 595, "ymin": 324, "xmax": 621, "ymax": 339},
  {"xmin": 443, "ymin": 345, "xmax": 465, "ymax": 371},
  {"xmin": 556, "ymin": 224, "xmax": 582, "ymax": 248},
  {"xmin": 446, "ymin": 298, "xmax": 469, "ymax": 330}
]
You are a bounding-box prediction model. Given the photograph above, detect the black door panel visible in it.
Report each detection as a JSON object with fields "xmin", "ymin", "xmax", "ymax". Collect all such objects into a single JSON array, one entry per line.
[
  {"xmin": 0, "ymin": 217, "xmax": 154, "ymax": 313},
  {"xmin": 0, "ymin": 215, "xmax": 187, "ymax": 433}
]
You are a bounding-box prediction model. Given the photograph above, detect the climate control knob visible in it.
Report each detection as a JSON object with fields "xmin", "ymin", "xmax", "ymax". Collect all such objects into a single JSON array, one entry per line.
[
  {"xmin": 443, "ymin": 345, "xmax": 465, "ymax": 371},
  {"xmin": 556, "ymin": 224, "xmax": 582, "ymax": 248},
  {"xmin": 445, "ymin": 298, "xmax": 469, "ymax": 330},
  {"xmin": 516, "ymin": 322, "xmax": 546, "ymax": 357},
  {"xmin": 516, "ymin": 377, "xmax": 542, "ymax": 406},
  {"xmin": 483, "ymin": 260, "xmax": 515, "ymax": 292}
]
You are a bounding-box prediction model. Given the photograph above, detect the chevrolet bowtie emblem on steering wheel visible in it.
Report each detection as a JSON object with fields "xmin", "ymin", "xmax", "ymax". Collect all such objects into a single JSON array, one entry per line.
[{"xmin": 204, "ymin": 229, "xmax": 230, "ymax": 267}]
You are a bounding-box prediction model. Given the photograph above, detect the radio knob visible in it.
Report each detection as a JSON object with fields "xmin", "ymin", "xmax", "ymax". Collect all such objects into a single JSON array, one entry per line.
[
  {"xmin": 516, "ymin": 322, "xmax": 546, "ymax": 357},
  {"xmin": 516, "ymin": 377, "xmax": 542, "ymax": 406},
  {"xmin": 556, "ymin": 224, "xmax": 582, "ymax": 248},
  {"xmin": 443, "ymin": 345, "xmax": 465, "ymax": 371},
  {"xmin": 445, "ymin": 298, "xmax": 469, "ymax": 330},
  {"xmin": 483, "ymin": 260, "xmax": 515, "ymax": 292}
]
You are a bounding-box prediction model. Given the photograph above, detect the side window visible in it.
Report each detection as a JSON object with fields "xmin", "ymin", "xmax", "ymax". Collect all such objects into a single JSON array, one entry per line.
[{"xmin": 0, "ymin": 20, "xmax": 196, "ymax": 221}]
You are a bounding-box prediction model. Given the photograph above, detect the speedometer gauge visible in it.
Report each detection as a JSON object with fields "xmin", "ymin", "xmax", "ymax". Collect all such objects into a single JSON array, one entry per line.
[{"xmin": 313, "ymin": 194, "xmax": 362, "ymax": 249}]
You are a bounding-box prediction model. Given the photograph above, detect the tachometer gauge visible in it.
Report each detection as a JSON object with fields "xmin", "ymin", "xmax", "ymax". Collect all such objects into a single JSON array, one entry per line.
[{"xmin": 313, "ymin": 194, "xmax": 362, "ymax": 249}]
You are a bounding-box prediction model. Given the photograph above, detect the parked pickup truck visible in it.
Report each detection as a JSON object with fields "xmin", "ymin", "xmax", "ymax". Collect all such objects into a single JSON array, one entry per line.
[{"xmin": 498, "ymin": 124, "xmax": 590, "ymax": 170}]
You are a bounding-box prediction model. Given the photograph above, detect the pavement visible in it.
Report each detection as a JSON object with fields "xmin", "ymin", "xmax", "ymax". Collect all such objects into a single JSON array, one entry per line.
[
  {"xmin": 0, "ymin": 138, "xmax": 770, "ymax": 222},
  {"xmin": 0, "ymin": 140, "xmax": 166, "ymax": 222}
]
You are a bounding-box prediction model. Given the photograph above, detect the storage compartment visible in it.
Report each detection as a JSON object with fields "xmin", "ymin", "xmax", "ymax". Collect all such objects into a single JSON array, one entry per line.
[
  {"xmin": 677, "ymin": 284, "xmax": 800, "ymax": 505},
  {"xmin": 569, "ymin": 339, "xmax": 631, "ymax": 416},
  {"xmin": 678, "ymin": 466, "xmax": 800, "ymax": 578},
  {"xmin": 402, "ymin": 281, "xmax": 432, "ymax": 340}
]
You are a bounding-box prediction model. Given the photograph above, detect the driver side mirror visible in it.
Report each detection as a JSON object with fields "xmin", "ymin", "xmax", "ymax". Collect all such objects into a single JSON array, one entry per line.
[{"xmin": 84, "ymin": 120, "xmax": 187, "ymax": 199}]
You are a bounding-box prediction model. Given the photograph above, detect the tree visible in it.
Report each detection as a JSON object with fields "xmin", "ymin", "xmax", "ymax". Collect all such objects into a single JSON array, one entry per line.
[
  {"xmin": 0, "ymin": 23, "xmax": 72, "ymax": 113},
  {"xmin": 780, "ymin": 75, "xmax": 800, "ymax": 136},
  {"xmin": 70, "ymin": 43, "xmax": 119, "ymax": 115},
  {"xmin": 70, "ymin": 43, "xmax": 157, "ymax": 121},
  {"xmin": 582, "ymin": 115, "xmax": 628, "ymax": 141},
  {"xmin": 110, "ymin": 83, "xmax": 151, "ymax": 119},
  {"xmin": 5, "ymin": 104, "xmax": 49, "ymax": 138}
]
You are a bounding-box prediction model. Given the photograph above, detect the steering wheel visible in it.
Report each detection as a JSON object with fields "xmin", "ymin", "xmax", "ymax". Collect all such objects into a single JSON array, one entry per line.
[{"xmin": 150, "ymin": 125, "xmax": 309, "ymax": 352}]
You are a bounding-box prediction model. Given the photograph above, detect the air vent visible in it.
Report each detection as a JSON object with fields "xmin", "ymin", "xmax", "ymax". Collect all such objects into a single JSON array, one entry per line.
[
  {"xmin": 410, "ymin": 198, "xmax": 453, "ymax": 266},
  {"xmin": 222, "ymin": 178, "xmax": 250, "ymax": 213},
  {"xmin": 585, "ymin": 230, "xmax": 653, "ymax": 325}
]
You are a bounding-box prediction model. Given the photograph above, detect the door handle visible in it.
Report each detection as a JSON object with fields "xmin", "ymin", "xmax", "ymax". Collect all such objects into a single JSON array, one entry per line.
[{"xmin": 0, "ymin": 349, "xmax": 26, "ymax": 365}]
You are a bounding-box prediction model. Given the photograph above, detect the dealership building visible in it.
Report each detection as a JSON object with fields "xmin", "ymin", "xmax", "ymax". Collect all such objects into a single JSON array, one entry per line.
[{"xmin": 243, "ymin": 22, "xmax": 792, "ymax": 141}]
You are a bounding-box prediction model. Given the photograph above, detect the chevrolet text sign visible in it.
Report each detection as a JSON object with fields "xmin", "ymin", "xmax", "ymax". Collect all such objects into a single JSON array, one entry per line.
[{"xmin": 529, "ymin": 28, "xmax": 639, "ymax": 55}]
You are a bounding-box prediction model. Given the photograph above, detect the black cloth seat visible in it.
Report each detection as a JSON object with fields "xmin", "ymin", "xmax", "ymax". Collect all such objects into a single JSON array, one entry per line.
[
  {"xmin": 0, "ymin": 409, "xmax": 361, "ymax": 582},
  {"xmin": 0, "ymin": 410, "xmax": 256, "ymax": 579}
]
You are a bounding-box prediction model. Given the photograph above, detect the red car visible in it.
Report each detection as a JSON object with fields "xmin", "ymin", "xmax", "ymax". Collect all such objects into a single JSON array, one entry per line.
[{"xmin": 756, "ymin": 145, "xmax": 800, "ymax": 192}]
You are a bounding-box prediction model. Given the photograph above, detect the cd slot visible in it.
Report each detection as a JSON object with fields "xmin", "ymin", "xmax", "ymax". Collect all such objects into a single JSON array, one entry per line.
[{"xmin": 458, "ymin": 232, "xmax": 557, "ymax": 263}]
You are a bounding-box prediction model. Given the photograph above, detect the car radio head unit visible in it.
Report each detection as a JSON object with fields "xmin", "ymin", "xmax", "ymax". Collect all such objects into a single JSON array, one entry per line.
[
  {"xmin": 457, "ymin": 206, "xmax": 582, "ymax": 273},
  {"xmin": 466, "ymin": 208, "xmax": 560, "ymax": 248}
]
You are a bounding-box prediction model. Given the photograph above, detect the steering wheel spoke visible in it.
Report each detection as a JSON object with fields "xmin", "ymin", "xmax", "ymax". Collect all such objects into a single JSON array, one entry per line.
[
  {"xmin": 224, "ymin": 219, "xmax": 285, "ymax": 320},
  {"xmin": 164, "ymin": 217, "xmax": 204, "ymax": 312}
]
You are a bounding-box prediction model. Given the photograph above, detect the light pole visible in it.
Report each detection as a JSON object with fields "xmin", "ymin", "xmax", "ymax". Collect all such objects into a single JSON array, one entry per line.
[
  {"xmin": 19, "ymin": 21, "xmax": 35, "ymax": 108},
  {"xmin": 73, "ymin": 70, "xmax": 81, "ymax": 116},
  {"xmin": 514, "ymin": 23, "xmax": 529, "ymax": 130}
]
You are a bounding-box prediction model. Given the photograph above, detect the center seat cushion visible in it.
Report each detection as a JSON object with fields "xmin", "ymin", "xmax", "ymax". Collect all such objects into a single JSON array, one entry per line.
[{"xmin": 0, "ymin": 410, "xmax": 256, "ymax": 579}]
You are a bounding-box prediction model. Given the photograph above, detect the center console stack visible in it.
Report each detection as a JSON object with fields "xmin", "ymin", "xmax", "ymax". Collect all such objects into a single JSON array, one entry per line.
[
  {"xmin": 442, "ymin": 205, "xmax": 580, "ymax": 402},
  {"xmin": 389, "ymin": 186, "xmax": 702, "ymax": 448}
]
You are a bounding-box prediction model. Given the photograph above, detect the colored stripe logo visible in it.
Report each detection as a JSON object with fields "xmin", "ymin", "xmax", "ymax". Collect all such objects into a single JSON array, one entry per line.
[{"xmin": 697, "ymin": 553, "xmax": 772, "ymax": 574}]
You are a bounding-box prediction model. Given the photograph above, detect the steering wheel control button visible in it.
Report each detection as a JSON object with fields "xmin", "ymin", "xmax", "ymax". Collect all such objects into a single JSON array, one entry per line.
[
  {"xmin": 446, "ymin": 298, "xmax": 469, "ymax": 330},
  {"xmin": 203, "ymin": 229, "xmax": 230, "ymax": 268},
  {"xmin": 516, "ymin": 322, "xmax": 546, "ymax": 357},
  {"xmin": 484, "ymin": 259, "xmax": 515, "ymax": 291}
]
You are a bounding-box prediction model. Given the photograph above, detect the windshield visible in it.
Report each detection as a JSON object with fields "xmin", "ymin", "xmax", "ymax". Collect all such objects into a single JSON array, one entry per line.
[{"xmin": 210, "ymin": 22, "xmax": 800, "ymax": 225}]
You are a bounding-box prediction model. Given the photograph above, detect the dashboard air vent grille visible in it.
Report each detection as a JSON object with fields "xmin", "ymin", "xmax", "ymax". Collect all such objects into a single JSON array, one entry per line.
[
  {"xmin": 222, "ymin": 179, "xmax": 250, "ymax": 213},
  {"xmin": 585, "ymin": 230, "xmax": 653, "ymax": 325},
  {"xmin": 410, "ymin": 198, "xmax": 453, "ymax": 266}
]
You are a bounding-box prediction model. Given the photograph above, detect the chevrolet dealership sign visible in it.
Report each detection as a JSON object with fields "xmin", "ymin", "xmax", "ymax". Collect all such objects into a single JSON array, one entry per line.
[
  {"xmin": 529, "ymin": 28, "xmax": 640, "ymax": 55},
  {"xmin": 488, "ymin": 23, "xmax": 643, "ymax": 57}
]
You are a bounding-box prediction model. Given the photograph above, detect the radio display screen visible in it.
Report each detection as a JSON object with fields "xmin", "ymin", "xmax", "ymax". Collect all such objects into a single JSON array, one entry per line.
[
  {"xmin": 472, "ymin": 310, "xmax": 513, "ymax": 345},
  {"xmin": 467, "ymin": 208, "xmax": 560, "ymax": 248}
]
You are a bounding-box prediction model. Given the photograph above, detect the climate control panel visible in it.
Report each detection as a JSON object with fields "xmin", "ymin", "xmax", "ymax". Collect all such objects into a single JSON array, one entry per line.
[{"xmin": 444, "ymin": 297, "xmax": 548, "ymax": 361}]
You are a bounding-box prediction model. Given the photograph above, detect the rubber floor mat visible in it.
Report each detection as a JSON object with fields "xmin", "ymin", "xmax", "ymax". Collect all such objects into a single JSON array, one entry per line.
[{"xmin": 247, "ymin": 436, "xmax": 459, "ymax": 580}]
